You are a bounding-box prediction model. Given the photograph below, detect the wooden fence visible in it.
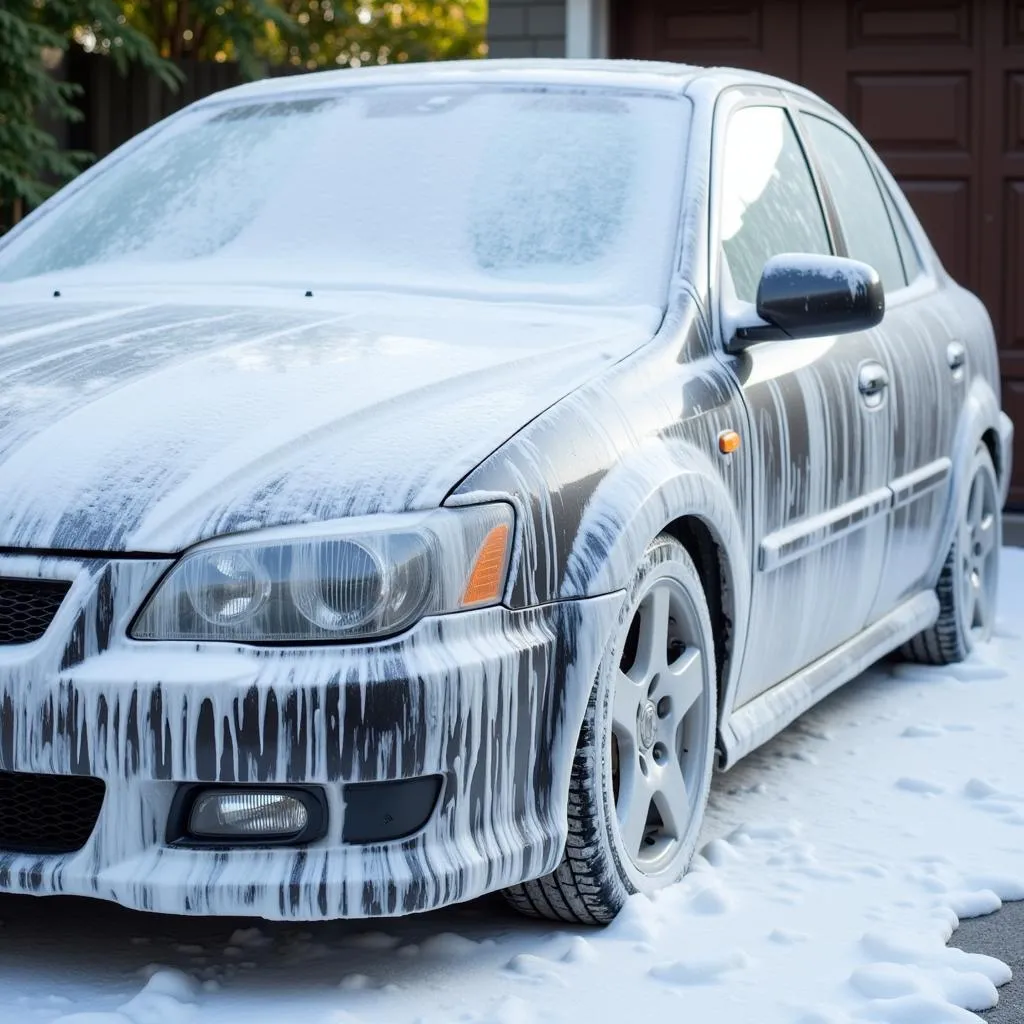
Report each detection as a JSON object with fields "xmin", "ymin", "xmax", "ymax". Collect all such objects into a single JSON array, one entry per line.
[
  {"xmin": 0, "ymin": 54, "xmax": 304, "ymax": 232},
  {"xmin": 61, "ymin": 52, "xmax": 304, "ymax": 163}
]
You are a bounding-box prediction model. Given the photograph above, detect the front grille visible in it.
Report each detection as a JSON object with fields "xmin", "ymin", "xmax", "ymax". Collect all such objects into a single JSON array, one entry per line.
[
  {"xmin": 0, "ymin": 577, "xmax": 70, "ymax": 644},
  {"xmin": 0, "ymin": 771, "xmax": 105, "ymax": 854}
]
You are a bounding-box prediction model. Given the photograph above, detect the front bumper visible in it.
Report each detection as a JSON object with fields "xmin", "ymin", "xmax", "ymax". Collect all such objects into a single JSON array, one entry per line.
[{"xmin": 0, "ymin": 554, "xmax": 623, "ymax": 920}]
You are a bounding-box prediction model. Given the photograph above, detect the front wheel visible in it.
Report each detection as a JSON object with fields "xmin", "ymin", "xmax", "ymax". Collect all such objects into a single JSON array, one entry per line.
[
  {"xmin": 504, "ymin": 536, "xmax": 717, "ymax": 924},
  {"xmin": 902, "ymin": 443, "xmax": 1001, "ymax": 665}
]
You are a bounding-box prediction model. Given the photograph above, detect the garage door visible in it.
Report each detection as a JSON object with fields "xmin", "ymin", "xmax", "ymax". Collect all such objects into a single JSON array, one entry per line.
[{"xmin": 613, "ymin": 0, "xmax": 1023, "ymax": 508}]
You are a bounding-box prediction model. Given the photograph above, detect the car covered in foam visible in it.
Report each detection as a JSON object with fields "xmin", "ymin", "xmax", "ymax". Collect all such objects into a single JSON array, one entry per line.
[{"xmin": 0, "ymin": 59, "xmax": 1012, "ymax": 924}]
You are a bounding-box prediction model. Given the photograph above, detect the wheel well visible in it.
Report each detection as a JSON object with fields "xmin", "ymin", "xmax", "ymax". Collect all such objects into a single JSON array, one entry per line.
[
  {"xmin": 662, "ymin": 516, "xmax": 732, "ymax": 725},
  {"xmin": 982, "ymin": 427, "xmax": 1001, "ymax": 484}
]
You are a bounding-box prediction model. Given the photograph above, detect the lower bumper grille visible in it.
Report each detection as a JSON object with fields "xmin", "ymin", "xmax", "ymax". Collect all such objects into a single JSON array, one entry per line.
[
  {"xmin": 0, "ymin": 770, "xmax": 105, "ymax": 854},
  {"xmin": 0, "ymin": 577, "xmax": 71, "ymax": 644}
]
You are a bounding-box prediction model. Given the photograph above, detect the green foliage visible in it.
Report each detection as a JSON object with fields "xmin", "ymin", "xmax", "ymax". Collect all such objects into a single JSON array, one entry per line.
[
  {"xmin": 111, "ymin": 2, "xmax": 487, "ymax": 71},
  {"xmin": 0, "ymin": 1, "xmax": 487, "ymax": 230},
  {"xmin": 0, "ymin": 0, "xmax": 175, "ymax": 226},
  {"xmin": 0, "ymin": 4, "xmax": 86, "ymax": 212},
  {"xmin": 275, "ymin": 2, "xmax": 488, "ymax": 69},
  {"xmin": 116, "ymin": 1, "xmax": 301, "ymax": 79}
]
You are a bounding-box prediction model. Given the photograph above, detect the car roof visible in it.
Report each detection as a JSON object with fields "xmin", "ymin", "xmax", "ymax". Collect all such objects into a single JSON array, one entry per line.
[{"xmin": 193, "ymin": 58, "xmax": 824, "ymax": 108}]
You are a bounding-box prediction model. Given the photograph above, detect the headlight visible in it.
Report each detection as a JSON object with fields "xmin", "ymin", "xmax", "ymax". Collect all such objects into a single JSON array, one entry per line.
[{"xmin": 131, "ymin": 504, "xmax": 513, "ymax": 643}]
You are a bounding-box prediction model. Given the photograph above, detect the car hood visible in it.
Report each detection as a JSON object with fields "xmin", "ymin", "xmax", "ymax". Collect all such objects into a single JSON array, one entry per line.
[{"xmin": 0, "ymin": 293, "xmax": 658, "ymax": 552}]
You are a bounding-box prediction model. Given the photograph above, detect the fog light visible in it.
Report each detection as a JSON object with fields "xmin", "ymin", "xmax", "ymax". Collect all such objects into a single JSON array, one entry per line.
[{"xmin": 189, "ymin": 790, "xmax": 310, "ymax": 839}]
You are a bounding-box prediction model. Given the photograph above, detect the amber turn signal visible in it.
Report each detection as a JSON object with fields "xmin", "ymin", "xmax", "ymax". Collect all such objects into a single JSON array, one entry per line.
[
  {"xmin": 719, "ymin": 430, "xmax": 741, "ymax": 454},
  {"xmin": 462, "ymin": 523, "xmax": 511, "ymax": 607}
]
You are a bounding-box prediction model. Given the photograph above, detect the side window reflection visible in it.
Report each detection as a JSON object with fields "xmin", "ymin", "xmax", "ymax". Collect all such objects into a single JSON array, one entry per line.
[{"xmin": 720, "ymin": 106, "xmax": 832, "ymax": 304}]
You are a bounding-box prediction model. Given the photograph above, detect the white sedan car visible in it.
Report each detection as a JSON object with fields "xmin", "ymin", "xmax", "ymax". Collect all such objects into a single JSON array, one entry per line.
[{"xmin": 0, "ymin": 59, "xmax": 1011, "ymax": 925}]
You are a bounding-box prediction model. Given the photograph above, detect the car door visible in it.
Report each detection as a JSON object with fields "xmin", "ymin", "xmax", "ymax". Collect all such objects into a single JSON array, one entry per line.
[
  {"xmin": 711, "ymin": 97, "xmax": 895, "ymax": 707},
  {"xmin": 798, "ymin": 110, "xmax": 963, "ymax": 619}
]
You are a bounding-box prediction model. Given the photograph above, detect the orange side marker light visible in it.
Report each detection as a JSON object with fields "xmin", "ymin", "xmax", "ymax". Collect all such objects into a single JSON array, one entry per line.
[
  {"xmin": 719, "ymin": 430, "xmax": 741, "ymax": 455},
  {"xmin": 462, "ymin": 523, "xmax": 511, "ymax": 607}
]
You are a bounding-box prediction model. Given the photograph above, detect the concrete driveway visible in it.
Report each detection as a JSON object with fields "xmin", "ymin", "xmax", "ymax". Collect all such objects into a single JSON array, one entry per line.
[{"xmin": 951, "ymin": 903, "xmax": 1024, "ymax": 1022}]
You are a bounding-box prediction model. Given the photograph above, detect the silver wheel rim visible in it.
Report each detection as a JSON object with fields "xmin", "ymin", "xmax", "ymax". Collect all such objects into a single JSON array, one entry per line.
[
  {"xmin": 611, "ymin": 576, "xmax": 710, "ymax": 878},
  {"xmin": 959, "ymin": 465, "xmax": 999, "ymax": 639}
]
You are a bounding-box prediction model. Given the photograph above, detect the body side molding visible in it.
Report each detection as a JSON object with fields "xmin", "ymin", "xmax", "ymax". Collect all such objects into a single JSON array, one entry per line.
[
  {"xmin": 759, "ymin": 486, "xmax": 892, "ymax": 572},
  {"xmin": 758, "ymin": 456, "xmax": 953, "ymax": 575},
  {"xmin": 890, "ymin": 457, "xmax": 952, "ymax": 510}
]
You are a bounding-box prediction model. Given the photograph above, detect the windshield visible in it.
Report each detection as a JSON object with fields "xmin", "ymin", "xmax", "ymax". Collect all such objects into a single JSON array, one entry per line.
[{"xmin": 0, "ymin": 84, "xmax": 688, "ymax": 307}]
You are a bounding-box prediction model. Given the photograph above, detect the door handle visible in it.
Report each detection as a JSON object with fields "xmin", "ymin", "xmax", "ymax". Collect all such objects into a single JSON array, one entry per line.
[
  {"xmin": 947, "ymin": 341, "xmax": 967, "ymax": 380},
  {"xmin": 858, "ymin": 362, "xmax": 889, "ymax": 408}
]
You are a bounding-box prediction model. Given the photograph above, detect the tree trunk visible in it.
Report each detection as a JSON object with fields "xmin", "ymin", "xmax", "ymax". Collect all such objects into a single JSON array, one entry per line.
[
  {"xmin": 152, "ymin": 1, "xmax": 166, "ymax": 57},
  {"xmin": 172, "ymin": 0, "xmax": 191, "ymax": 59}
]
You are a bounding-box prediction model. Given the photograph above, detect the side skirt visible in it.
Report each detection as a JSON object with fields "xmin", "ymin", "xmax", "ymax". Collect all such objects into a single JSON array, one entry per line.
[{"xmin": 717, "ymin": 590, "xmax": 940, "ymax": 770}]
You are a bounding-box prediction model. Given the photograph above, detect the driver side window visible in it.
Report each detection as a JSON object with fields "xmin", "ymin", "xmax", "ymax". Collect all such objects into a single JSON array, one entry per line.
[{"xmin": 720, "ymin": 105, "xmax": 832, "ymax": 303}]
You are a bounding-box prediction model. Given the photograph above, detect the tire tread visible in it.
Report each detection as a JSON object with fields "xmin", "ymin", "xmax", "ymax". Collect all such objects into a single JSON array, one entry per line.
[
  {"xmin": 899, "ymin": 544, "xmax": 967, "ymax": 665},
  {"xmin": 503, "ymin": 536, "xmax": 715, "ymax": 925},
  {"xmin": 902, "ymin": 444, "xmax": 999, "ymax": 667}
]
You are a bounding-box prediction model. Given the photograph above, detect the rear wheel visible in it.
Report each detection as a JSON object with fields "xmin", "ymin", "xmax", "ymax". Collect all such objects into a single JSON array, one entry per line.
[
  {"xmin": 504, "ymin": 536, "xmax": 717, "ymax": 924},
  {"xmin": 902, "ymin": 444, "xmax": 1001, "ymax": 665}
]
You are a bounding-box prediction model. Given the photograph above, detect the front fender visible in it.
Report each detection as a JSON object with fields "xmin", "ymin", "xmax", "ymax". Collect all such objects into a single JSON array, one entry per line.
[
  {"xmin": 559, "ymin": 438, "xmax": 749, "ymax": 604},
  {"xmin": 557, "ymin": 438, "xmax": 753, "ymax": 746},
  {"xmin": 455, "ymin": 421, "xmax": 754, "ymax": 733}
]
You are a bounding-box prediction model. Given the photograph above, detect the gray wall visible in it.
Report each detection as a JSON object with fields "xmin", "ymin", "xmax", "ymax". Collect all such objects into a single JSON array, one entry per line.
[{"xmin": 488, "ymin": 0, "xmax": 567, "ymax": 58}]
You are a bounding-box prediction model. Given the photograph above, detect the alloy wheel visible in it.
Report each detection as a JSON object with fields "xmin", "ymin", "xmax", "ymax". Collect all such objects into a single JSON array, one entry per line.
[
  {"xmin": 611, "ymin": 577, "xmax": 710, "ymax": 876},
  {"xmin": 960, "ymin": 464, "xmax": 999, "ymax": 639}
]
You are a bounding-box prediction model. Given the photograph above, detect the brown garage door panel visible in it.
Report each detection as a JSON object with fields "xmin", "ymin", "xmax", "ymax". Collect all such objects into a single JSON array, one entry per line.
[
  {"xmin": 849, "ymin": 74, "xmax": 971, "ymax": 152},
  {"xmin": 1005, "ymin": 74, "xmax": 1024, "ymax": 150},
  {"xmin": 1003, "ymin": 182, "xmax": 1024, "ymax": 348},
  {"xmin": 851, "ymin": 2, "xmax": 973, "ymax": 46},
  {"xmin": 664, "ymin": 9, "xmax": 761, "ymax": 46},
  {"xmin": 1010, "ymin": 0, "xmax": 1024, "ymax": 44},
  {"xmin": 1004, "ymin": 383, "xmax": 1024, "ymax": 507},
  {"xmin": 612, "ymin": 0, "xmax": 800, "ymax": 78},
  {"xmin": 900, "ymin": 179, "xmax": 972, "ymax": 282},
  {"xmin": 614, "ymin": 0, "xmax": 1021, "ymax": 509}
]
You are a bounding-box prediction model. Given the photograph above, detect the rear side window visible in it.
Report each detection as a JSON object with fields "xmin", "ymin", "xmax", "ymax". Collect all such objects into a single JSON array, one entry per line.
[
  {"xmin": 878, "ymin": 175, "xmax": 924, "ymax": 284},
  {"xmin": 801, "ymin": 115, "xmax": 907, "ymax": 293},
  {"xmin": 719, "ymin": 105, "xmax": 832, "ymax": 304}
]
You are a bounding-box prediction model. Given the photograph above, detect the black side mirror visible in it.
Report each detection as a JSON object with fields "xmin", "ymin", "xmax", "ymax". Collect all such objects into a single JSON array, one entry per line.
[{"xmin": 730, "ymin": 253, "xmax": 885, "ymax": 350}]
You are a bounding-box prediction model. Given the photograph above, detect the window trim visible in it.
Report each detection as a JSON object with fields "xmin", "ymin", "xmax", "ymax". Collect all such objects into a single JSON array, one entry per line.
[
  {"xmin": 707, "ymin": 89, "xmax": 837, "ymax": 349},
  {"xmin": 786, "ymin": 99, "xmax": 939, "ymax": 307},
  {"xmin": 796, "ymin": 110, "xmax": 908, "ymax": 294},
  {"xmin": 869, "ymin": 159, "xmax": 926, "ymax": 288}
]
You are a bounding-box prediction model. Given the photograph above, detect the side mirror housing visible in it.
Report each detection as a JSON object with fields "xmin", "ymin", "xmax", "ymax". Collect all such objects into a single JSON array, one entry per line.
[{"xmin": 729, "ymin": 253, "xmax": 885, "ymax": 351}]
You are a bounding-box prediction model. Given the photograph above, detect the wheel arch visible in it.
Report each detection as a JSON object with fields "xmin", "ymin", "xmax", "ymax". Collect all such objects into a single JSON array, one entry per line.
[
  {"xmin": 556, "ymin": 438, "xmax": 753, "ymax": 756},
  {"xmin": 981, "ymin": 426, "xmax": 1001, "ymax": 488},
  {"xmin": 662, "ymin": 515, "xmax": 733, "ymax": 729},
  {"xmin": 935, "ymin": 377, "xmax": 1005, "ymax": 586}
]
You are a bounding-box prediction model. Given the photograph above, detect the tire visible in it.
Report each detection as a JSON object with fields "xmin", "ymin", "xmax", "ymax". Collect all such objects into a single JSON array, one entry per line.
[
  {"xmin": 902, "ymin": 443, "xmax": 1001, "ymax": 665},
  {"xmin": 504, "ymin": 536, "xmax": 717, "ymax": 924}
]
